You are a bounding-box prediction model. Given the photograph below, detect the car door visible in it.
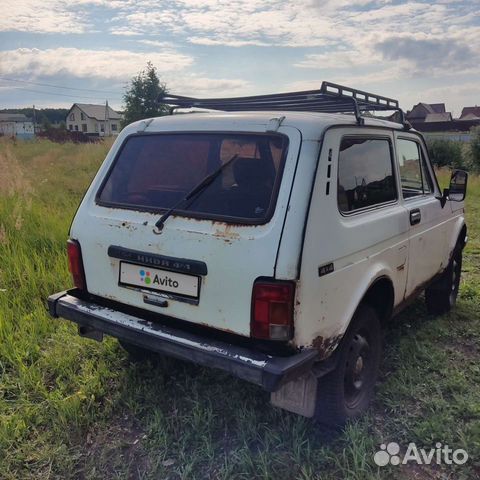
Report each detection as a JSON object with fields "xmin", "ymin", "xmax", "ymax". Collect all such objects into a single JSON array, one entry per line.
[
  {"xmin": 295, "ymin": 128, "xmax": 411, "ymax": 348},
  {"xmin": 394, "ymin": 132, "xmax": 451, "ymax": 297}
]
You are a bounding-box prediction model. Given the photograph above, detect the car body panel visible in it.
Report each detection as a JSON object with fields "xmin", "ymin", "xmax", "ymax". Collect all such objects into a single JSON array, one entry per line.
[
  {"xmin": 393, "ymin": 131, "xmax": 457, "ymax": 296},
  {"xmin": 293, "ymin": 127, "xmax": 410, "ymax": 351},
  {"xmin": 70, "ymin": 119, "xmax": 302, "ymax": 337}
]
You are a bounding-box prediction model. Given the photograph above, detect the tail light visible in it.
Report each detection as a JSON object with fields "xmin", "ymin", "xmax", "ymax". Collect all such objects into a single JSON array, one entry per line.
[
  {"xmin": 251, "ymin": 280, "xmax": 295, "ymax": 341},
  {"xmin": 67, "ymin": 239, "xmax": 87, "ymax": 291}
]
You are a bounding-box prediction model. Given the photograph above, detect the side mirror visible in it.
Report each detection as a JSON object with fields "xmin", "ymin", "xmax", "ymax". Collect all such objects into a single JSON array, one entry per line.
[
  {"xmin": 438, "ymin": 169, "xmax": 468, "ymax": 207},
  {"xmin": 448, "ymin": 169, "xmax": 468, "ymax": 202}
]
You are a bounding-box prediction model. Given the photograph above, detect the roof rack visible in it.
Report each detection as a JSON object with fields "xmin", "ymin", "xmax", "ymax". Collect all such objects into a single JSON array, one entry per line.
[{"xmin": 158, "ymin": 81, "xmax": 407, "ymax": 126}]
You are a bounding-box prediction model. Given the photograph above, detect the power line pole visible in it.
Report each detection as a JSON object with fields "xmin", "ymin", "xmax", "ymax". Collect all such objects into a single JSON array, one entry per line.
[{"xmin": 105, "ymin": 100, "xmax": 109, "ymax": 137}]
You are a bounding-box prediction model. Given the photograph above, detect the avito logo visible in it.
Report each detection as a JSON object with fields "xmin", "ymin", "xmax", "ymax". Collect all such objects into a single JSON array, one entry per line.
[
  {"xmin": 139, "ymin": 269, "xmax": 180, "ymax": 289},
  {"xmin": 374, "ymin": 442, "xmax": 469, "ymax": 467},
  {"xmin": 139, "ymin": 270, "xmax": 152, "ymax": 285}
]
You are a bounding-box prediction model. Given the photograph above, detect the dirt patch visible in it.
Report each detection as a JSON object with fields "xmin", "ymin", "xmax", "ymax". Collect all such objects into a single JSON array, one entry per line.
[
  {"xmin": 397, "ymin": 462, "xmax": 446, "ymax": 480},
  {"xmin": 79, "ymin": 414, "xmax": 151, "ymax": 479},
  {"xmin": 443, "ymin": 339, "xmax": 479, "ymax": 361}
]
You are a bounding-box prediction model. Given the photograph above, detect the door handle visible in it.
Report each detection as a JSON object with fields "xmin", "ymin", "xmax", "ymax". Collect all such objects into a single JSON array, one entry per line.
[{"xmin": 410, "ymin": 208, "xmax": 421, "ymax": 225}]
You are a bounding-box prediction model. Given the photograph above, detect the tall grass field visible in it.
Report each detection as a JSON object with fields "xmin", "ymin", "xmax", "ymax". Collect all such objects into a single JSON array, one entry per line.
[{"xmin": 0, "ymin": 138, "xmax": 479, "ymax": 479}]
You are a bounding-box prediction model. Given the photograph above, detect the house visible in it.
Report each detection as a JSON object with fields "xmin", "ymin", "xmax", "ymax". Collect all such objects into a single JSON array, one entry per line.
[
  {"xmin": 406, "ymin": 102, "xmax": 446, "ymax": 123},
  {"xmin": 66, "ymin": 103, "xmax": 122, "ymax": 136},
  {"xmin": 424, "ymin": 112, "xmax": 453, "ymax": 123},
  {"xmin": 405, "ymin": 102, "xmax": 473, "ymax": 141},
  {"xmin": 0, "ymin": 113, "xmax": 35, "ymax": 139},
  {"xmin": 413, "ymin": 118, "xmax": 480, "ymax": 142},
  {"xmin": 459, "ymin": 106, "xmax": 480, "ymax": 120}
]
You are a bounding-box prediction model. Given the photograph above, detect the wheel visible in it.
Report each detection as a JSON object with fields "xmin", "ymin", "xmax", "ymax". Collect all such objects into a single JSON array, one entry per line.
[
  {"xmin": 425, "ymin": 245, "xmax": 462, "ymax": 315},
  {"xmin": 315, "ymin": 305, "xmax": 382, "ymax": 427},
  {"xmin": 118, "ymin": 340, "xmax": 158, "ymax": 362}
]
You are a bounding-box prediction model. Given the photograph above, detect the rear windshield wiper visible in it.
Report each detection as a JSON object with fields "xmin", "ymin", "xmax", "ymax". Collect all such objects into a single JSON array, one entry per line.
[{"xmin": 154, "ymin": 154, "xmax": 239, "ymax": 233}]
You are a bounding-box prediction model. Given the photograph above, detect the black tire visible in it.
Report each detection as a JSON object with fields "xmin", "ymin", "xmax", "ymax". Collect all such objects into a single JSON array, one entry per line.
[
  {"xmin": 315, "ymin": 304, "xmax": 382, "ymax": 427},
  {"xmin": 425, "ymin": 245, "xmax": 462, "ymax": 315},
  {"xmin": 118, "ymin": 340, "xmax": 158, "ymax": 362}
]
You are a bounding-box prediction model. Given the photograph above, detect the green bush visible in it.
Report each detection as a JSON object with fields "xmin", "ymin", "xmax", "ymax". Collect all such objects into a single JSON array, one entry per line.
[
  {"xmin": 426, "ymin": 138, "xmax": 464, "ymax": 168},
  {"xmin": 468, "ymin": 126, "xmax": 480, "ymax": 172}
]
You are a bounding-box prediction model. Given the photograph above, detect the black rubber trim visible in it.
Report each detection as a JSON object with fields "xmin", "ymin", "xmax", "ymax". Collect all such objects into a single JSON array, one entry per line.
[
  {"xmin": 47, "ymin": 290, "xmax": 317, "ymax": 391},
  {"xmin": 108, "ymin": 245, "xmax": 208, "ymax": 276},
  {"xmin": 48, "ymin": 290, "xmax": 68, "ymax": 317}
]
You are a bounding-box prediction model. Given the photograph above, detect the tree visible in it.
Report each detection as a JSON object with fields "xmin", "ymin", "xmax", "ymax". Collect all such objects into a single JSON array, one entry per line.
[
  {"xmin": 122, "ymin": 62, "xmax": 169, "ymax": 127},
  {"xmin": 427, "ymin": 138, "xmax": 464, "ymax": 169}
]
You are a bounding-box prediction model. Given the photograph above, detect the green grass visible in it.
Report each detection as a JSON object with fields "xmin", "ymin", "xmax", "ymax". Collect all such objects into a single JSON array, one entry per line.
[{"xmin": 0, "ymin": 139, "xmax": 479, "ymax": 479}]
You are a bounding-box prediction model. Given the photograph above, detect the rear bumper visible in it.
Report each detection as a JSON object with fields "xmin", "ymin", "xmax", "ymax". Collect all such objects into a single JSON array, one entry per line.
[{"xmin": 47, "ymin": 290, "xmax": 318, "ymax": 392}]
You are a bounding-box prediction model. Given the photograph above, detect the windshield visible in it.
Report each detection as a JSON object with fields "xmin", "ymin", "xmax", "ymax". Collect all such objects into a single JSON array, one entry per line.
[{"xmin": 97, "ymin": 132, "xmax": 289, "ymax": 223}]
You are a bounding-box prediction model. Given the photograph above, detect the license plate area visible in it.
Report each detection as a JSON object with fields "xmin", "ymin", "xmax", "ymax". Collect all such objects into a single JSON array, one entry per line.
[{"xmin": 119, "ymin": 261, "xmax": 200, "ymax": 299}]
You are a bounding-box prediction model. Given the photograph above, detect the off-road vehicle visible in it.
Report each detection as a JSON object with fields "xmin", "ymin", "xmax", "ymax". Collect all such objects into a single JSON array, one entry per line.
[{"xmin": 48, "ymin": 82, "xmax": 468, "ymax": 425}]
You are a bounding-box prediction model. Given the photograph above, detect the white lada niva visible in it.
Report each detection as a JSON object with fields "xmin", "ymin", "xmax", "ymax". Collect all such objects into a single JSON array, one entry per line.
[{"xmin": 49, "ymin": 82, "xmax": 468, "ymax": 425}]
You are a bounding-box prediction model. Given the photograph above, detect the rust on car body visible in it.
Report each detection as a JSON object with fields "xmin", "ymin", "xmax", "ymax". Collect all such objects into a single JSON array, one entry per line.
[{"xmin": 311, "ymin": 334, "xmax": 343, "ymax": 360}]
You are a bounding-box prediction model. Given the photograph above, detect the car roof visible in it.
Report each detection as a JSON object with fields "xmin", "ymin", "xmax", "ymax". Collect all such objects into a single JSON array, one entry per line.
[{"xmin": 128, "ymin": 111, "xmax": 407, "ymax": 140}]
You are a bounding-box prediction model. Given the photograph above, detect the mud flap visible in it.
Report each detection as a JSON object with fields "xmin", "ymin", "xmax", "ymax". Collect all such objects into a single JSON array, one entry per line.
[{"xmin": 270, "ymin": 371, "xmax": 317, "ymax": 417}]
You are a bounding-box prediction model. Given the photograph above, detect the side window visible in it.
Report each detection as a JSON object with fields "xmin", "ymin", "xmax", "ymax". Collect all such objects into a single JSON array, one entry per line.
[
  {"xmin": 337, "ymin": 137, "xmax": 396, "ymax": 213},
  {"xmin": 397, "ymin": 139, "xmax": 432, "ymax": 198}
]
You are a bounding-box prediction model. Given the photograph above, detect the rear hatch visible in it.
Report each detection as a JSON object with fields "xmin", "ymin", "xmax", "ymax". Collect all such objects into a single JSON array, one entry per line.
[{"xmin": 70, "ymin": 118, "xmax": 301, "ymax": 337}]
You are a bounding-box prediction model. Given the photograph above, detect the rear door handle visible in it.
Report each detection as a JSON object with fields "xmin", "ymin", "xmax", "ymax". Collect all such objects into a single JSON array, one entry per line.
[{"xmin": 410, "ymin": 208, "xmax": 421, "ymax": 225}]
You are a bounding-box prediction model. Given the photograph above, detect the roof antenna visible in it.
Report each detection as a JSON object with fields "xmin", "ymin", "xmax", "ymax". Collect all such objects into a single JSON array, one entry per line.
[
  {"xmin": 137, "ymin": 118, "xmax": 154, "ymax": 132},
  {"xmin": 266, "ymin": 116, "xmax": 286, "ymax": 132}
]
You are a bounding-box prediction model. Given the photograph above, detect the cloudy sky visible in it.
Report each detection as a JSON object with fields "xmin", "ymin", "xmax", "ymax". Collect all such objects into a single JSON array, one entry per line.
[{"xmin": 1, "ymin": 0, "xmax": 479, "ymax": 116}]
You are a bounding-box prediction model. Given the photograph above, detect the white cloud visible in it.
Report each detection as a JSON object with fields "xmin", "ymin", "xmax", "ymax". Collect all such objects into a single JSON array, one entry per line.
[
  {"xmin": 0, "ymin": 0, "xmax": 126, "ymax": 33},
  {"xmin": 103, "ymin": 0, "xmax": 478, "ymax": 50},
  {"xmin": 294, "ymin": 52, "xmax": 376, "ymax": 70},
  {"xmin": 285, "ymin": 64, "xmax": 407, "ymax": 93},
  {"xmin": 188, "ymin": 37, "xmax": 271, "ymax": 47},
  {"xmin": 109, "ymin": 1, "xmax": 345, "ymax": 47},
  {"xmin": 0, "ymin": 46, "xmax": 252, "ymax": 104},
  {"xmin": 1, "ymin": 0, "xmax": 86, "ymax": 33},
  {"xmin": 1, "ymin": 0, "xmax": 479, "ymax": 113},
  {"xmin": 166, "ymin": 75, "xmax": 252, "ymax": 97},
  {"xmin": 0, "ymin": 48, "xmax": 194, "ymax": 80},
  {"xmin": 3, "ymin": 0, "xmax": 478, "ymax": 52},
  {"xmin": 109, "ymin": 29, "xmax": 142, "ymax": 37},
  {"xmin": 333, "ymin": 64, "xmax": 411, "ymax": 89},
  {"xmin": 137, "ymin": 39, "xmax": 176, "ymax": 48}
]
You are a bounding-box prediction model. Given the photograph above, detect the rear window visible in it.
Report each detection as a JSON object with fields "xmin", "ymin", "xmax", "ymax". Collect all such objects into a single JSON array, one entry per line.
[
  {"xmin": 337, "ymin": 137, "xmax": 396, "ymax": 213},
  {"xmin": 97, "ymin": 133, "xmax": 289, "ymax": 223}
]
